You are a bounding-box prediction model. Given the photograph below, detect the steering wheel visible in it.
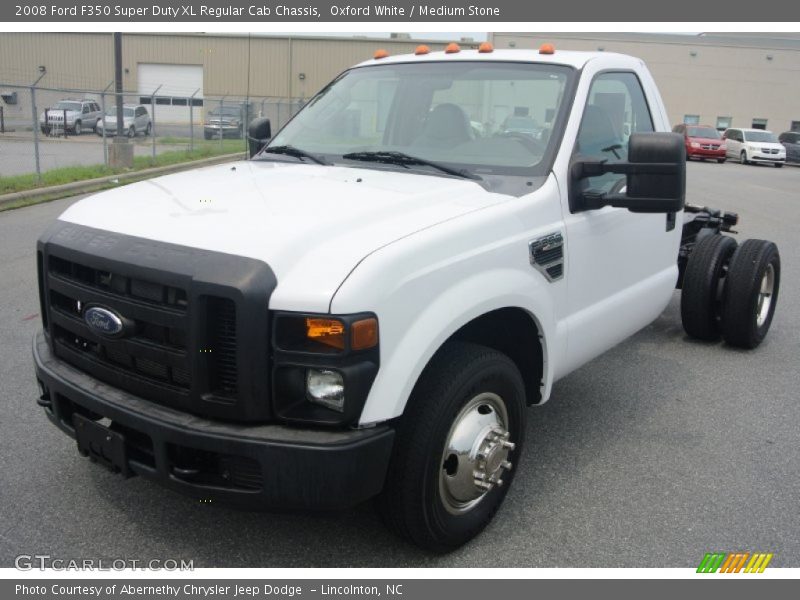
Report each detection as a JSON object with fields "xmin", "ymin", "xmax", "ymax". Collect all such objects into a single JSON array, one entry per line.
[{"xmin": 495, "ymin": 131, "xmax": 545, "ymax": 154}]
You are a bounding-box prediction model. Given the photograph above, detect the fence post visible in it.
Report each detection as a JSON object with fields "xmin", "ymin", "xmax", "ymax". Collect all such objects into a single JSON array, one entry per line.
[
  {"xmin": 189, "ymin": 88, "xmax": 199, "ymax": 153},
  {"xmin": 219, "ymin": 96, "xmax": 225, "ymax": 153},
  {"xmin": 150, "ymin": 84, "xmax": 162, "ymax": 161},
  {"xmin": 0, "ymin": 105, "xmax": 4, "ymax": 133},
  {"xmin": 31, "ymin": 85, "xmax": 42, "ymax": 181},
  {"xmin": 102, "ymin": 80, "xmax": 113, "ymax": 167}
]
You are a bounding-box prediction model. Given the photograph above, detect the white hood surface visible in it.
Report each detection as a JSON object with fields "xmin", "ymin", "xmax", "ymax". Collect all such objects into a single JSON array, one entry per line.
[{"xmin": 59, "ymin": 160, "xmax": 507, "ymax": 312}]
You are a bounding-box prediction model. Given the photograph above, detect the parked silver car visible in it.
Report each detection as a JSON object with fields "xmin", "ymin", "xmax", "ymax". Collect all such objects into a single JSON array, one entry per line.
[
  {"xmin": 96, "ymin": 104, "xmax": 152, "ymax": 138},
  {"xmin": 39, "ymin": 99, "xmax": 102, "ymax": 135}
]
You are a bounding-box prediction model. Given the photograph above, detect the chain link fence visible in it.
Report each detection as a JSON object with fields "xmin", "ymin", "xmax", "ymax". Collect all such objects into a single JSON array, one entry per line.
[{"xmin": 0, "ymin": 82, "xmax": 303, "ymax": 182}]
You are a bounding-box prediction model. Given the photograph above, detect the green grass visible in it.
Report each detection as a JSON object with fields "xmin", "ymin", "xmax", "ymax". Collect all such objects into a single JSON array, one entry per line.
[{"xmin": 0, "ymin": 143, "xmax": 245, "ymax": 196}]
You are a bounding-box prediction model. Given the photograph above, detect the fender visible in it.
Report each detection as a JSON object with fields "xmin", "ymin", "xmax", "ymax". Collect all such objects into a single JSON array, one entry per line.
[{"xmin": 329, "ymin": 178, "xmax": 569, "ymax": 425}]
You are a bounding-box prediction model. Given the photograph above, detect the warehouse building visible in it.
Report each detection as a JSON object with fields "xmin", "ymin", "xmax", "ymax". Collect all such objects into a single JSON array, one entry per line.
[{"xmin": 1, "ymin": 32, "xmax": 799, "ymax": 133}]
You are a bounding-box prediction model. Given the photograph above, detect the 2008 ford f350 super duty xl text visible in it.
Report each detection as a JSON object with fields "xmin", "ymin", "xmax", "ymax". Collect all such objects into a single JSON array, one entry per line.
[{"xmin": 33, "ymin": 45, "xmax": 781, "ymax": 552}]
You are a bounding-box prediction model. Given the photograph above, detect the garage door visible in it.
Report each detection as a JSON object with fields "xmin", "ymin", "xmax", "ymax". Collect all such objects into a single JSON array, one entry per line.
[{"xmin": 137, "ymin": 63, "xmax": 203, "ymax": 124}]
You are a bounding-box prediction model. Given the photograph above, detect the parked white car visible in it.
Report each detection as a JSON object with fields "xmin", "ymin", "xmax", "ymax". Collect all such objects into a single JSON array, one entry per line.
[
  {"xmin": 723, "ymin": 127, "xmax": 786, "ymax": 167},
  {"xmin": 96, "ymin": 104, "xmax": 152, "ymax": 137}
]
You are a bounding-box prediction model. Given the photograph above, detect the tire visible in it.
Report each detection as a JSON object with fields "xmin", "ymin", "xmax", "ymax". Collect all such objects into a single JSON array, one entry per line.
[
  {"xmin": 681, "ymin": 234, "xmax": 738, "ymax": 341},
  {"xmin": 145, "ymin": 123, "xmax": 152, "ymax": 136},
  {"xmin": 127, "ymin": 126, "xmax": 135, "ymax": 138},
  {"xmin": 73, "ymin": 120, "xmax": 82, "ymax": 135},
  {"xmin": 774, "ymin": 163, "xmax": 783, "ymax": 168},
  {"xmin": 717, "ymin": 158, "xmax": 726, "ymax": 164},
  {"xmin": 377, "ymin": 341, "xmax": 526, "ymax": 552},
  {"xmin": 720, "ymin": 240, "xmax": 780, "ymax": 349},
  {"xmin": 740, "ymin": 151, "xmax": 749, "ymax": 165},
  {"xmin": 94, "ymin": 119, "xmax": 102, "ymax": 134}
]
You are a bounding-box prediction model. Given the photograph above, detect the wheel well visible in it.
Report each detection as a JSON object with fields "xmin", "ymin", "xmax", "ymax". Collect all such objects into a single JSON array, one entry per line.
[{"xmin": 447, "ymin": 307, "xmax": 544, "ymax": 405}]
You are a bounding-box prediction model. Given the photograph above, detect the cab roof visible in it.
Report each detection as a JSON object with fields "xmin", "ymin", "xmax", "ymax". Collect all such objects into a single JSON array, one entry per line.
[{"xmin": 356, "ymin": 48, "xmax": 637, "ymax": 69}]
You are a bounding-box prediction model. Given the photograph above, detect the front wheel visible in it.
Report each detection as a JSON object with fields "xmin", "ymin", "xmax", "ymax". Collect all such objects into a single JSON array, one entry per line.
[
  {"xmin": 721, "ymin": 240, "xmax": 780, "ymax": 349},
  {"xmin": 774, "ymin": 163, "xmax": 783, "ymax": 168},
  {"xmin": 73, "ymin": 120, "xmax": 82, "ymax": 135},
  {"xmin": 145, "ymin": 123, "xmax": 152, "ymax": 136},
  {"xmin": 717, "ymin": 158, "xmax": 726, "ymax": 164},
  {"xmin": 740, "ymin": 151, "xmax": 749, "ymax": 165},
  {"xmin": 377, "ymin": 341, "xmax": 526, "ymax": 552},
  {"xmin": 127, "ymin": 126, "xmax": 135, "ymax": 138}
]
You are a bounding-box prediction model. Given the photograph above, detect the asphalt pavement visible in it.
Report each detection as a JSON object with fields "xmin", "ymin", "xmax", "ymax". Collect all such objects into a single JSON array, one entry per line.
[{"xmin": 0, "ymin": 160, "xmax": 798, "ymax": 567}]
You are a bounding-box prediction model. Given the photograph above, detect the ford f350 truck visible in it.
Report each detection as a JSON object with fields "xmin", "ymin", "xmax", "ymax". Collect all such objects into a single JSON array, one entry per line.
[{"xmin": 33, "ymin": 43, "xmax": 780, "ymax": 552}]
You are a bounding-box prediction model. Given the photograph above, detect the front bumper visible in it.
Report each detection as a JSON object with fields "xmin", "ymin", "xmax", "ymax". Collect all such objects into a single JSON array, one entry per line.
[
  {"xmin": 33, "ymin": 330, "xmax": 394, "ymax": 510},
  {"xmin": 687, "ymin": 147, "xmax": 725, "ymax": 159},
  {"xmin": 749, "ymin": 152, "xmax": 785, "ymax": 163}
]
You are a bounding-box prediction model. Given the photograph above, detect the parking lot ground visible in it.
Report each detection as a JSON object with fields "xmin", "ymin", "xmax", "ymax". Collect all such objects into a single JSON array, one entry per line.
[{"xmin": 0, "ymin": 160, "xmax": 798, "ymax": 567}]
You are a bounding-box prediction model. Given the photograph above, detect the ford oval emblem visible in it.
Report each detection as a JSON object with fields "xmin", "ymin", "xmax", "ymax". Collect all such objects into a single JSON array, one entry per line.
[{"xmin": 84, "ymin": 306, "xmax": 125, "ymax": 337}]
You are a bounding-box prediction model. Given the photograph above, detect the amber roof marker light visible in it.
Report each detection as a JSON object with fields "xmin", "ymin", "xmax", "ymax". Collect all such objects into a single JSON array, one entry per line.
[
  {"xmin": 415, "ymin": 45, "xmax": 431, "ymax": 55},
  {"xmin": 539, "ymin": 43, "xmax": 556, "ymax": 55},
  {"xmin": 445, "ymin": 42, "xmax": 461, "ymax": 54},
  {"xmin": 374, "ymin": 49, "xmax": 389, "ymax": 59},
  {"xmin": 478, "ymin": 42, "xmax": 494, "ymax": 53}
]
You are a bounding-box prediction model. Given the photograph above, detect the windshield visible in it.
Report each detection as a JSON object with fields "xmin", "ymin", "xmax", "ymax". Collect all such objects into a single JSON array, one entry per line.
[
  {"xmin": 106, "ymin": 107, "xmax": 135, "ymax": 117},
  {"xmin": 744, "ymin": 130, "xmax": 778, "ymax": 143},
  {"xmin": 210, "ymin": 107, "xmax": 241, "ymax": 116},
  {"xmin": 687, "ymin": 126, "xmax": 720, "ymax": 139},
  {"xmin": 53, "ymin": 101, "xmax": 81, "ymax": 111},
  {"xmin": 268, "ymin": 61, "xmax": 575, "ymax": 177}
]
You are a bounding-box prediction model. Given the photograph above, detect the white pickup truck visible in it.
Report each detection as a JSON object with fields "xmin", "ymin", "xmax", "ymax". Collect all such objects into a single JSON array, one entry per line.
[{"xmin": 33, "ymin": 44, "xmax": 780, "ymax": 552}]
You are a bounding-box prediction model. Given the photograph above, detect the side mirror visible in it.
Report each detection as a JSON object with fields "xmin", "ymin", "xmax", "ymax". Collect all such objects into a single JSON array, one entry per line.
[
  {"xmin": 248, "ymin": 118, "xmax": 272, "ymax": 158},
  {"xmin": 570, "ymin": 132, "xmax": 685, "ymax": 214}
]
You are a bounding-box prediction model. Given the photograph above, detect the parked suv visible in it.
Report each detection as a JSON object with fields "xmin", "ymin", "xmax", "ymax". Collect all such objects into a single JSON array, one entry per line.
[
  {"xmin": 778, "ymin": 131, "xmax": 800, "ymax": 164},
  {"xmin": 204, "ymin": 104, "xmax": 248, "ymax": 139},
  {"xmin": 672, "ymin": 123, "xmax": 726, "ymax": 162},
  {"xmin": 39, "ymin": 99, "xmax": 102, "ymax": 135},
  {"xmin": 723, "ymin": 128, "xmax": 785, "ymax": 167},
  {"xmin": 96, "ymin": 104, "xmax": 152, "ymax": 138}
]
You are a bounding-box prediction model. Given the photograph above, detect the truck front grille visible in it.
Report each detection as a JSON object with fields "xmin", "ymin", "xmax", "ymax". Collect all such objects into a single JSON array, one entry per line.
[{"xmin": 38, "ymin": 222, "xmax": 275, "ymax": 422}]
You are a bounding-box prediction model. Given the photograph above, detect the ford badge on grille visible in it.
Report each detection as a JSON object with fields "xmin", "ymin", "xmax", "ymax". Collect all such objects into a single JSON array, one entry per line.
[{"xmin": 84, "ymin": 306, "xmax": 125, "ymax": 337}]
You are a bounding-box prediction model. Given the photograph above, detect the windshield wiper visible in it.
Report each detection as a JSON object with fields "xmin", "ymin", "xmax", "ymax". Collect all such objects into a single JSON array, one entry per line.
[
  {"xmin": 261, "ymin": 145, "xmax": 329, "ymax": 165},
  {"xmin": 341, "ymin": 151, "xmax": 481, "ymax": 180}
]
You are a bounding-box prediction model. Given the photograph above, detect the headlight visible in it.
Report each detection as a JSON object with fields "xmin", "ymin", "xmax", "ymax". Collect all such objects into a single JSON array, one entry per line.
[
  {"xmin": 306, "ymin": 369, "xmax": 345, "ymax": 411},
  {"xmin": 690, "ymin": 142, "xmax": 700, "ymax": 148}
]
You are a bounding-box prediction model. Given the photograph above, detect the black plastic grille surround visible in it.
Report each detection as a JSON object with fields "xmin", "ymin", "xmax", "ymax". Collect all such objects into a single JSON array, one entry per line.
[{"xmin": 37, "ymin": 222, "xmax": 276, "ymax": 422}]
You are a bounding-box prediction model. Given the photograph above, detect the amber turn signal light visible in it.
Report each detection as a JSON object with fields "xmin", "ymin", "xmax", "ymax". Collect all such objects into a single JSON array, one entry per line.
[
  {"xmin": 351, "ymin": 318, "xmax": 379, "ymax": 350},
  {"xmin": 306, "ymin": 318, "xmax": 345, "ymax": 350}
]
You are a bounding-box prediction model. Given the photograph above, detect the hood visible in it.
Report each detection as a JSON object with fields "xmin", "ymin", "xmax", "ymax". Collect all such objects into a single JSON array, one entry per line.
[
  {"xmin": 58, "ymin": 160, "xmax": 507, "ymax": 312},
  {"xmin": 688, "ymin": 136, "xmax": 723, "ymax": 145}
]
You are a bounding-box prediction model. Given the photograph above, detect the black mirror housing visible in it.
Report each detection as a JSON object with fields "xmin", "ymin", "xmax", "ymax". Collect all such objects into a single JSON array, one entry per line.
[
  {"xmin": 248, "ymin": 118, "xmax": 272, "ymax": 158},
  {"xmin": 571, "ymin": 132, "xmax": 686, "ymax": 214}
]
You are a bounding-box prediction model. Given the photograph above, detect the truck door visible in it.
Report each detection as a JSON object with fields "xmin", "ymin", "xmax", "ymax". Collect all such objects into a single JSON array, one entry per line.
[{"xmin": 557, "ymin": 70, "xmax": 680, "ymax": 374}]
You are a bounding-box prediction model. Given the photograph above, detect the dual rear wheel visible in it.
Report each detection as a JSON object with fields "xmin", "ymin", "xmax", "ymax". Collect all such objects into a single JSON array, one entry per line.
[{"xmin": 681, "ymin": 235, "xmax": 780, "ymax": 348}]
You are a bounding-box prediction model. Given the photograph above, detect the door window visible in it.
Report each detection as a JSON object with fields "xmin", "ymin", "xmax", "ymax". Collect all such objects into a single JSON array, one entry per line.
[{"xmin": 574, "ymin": 71, "xmax": 654, "ymax": 198}]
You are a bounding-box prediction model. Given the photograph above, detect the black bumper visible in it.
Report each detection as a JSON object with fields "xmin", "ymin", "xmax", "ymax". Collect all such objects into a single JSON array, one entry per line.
[{"xmin": 33, "ymin": 330, "xmax": 394, "ymax": 510}]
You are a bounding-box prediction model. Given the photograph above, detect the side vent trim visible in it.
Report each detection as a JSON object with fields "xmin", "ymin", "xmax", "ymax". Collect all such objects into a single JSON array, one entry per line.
[{"xmin": 529, "ymin": 232, "xmax": 565, "ymax": 282}]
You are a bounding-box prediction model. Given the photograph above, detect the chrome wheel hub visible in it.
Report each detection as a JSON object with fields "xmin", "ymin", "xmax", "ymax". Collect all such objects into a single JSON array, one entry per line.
[
  {"xmin": 439, "ymin": 392, "xmax": 515, "ymax": 515},
  {"xmin": 756, "ymin": 264, "xmax": 775, "ymax": 327}
]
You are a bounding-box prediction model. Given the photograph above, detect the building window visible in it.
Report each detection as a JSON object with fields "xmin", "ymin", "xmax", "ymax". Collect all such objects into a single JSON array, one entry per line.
[
  {"xmin": 716, "ymin": 116, "xmax": 732, "ymax": 131},
  {"xmin": 172, "ymin": 98, "xmax": 188, "ymax": 106},
  {"xmin": 191, "ymin": 98, "xmax": 203, "ymax": 107},
  {"xmin": 752, "ymin": 118, "xmax": 768, "ymax": 130},
  {"xmin": 155, "ymin": 97, "xmax": 171, "ymax": 106},
  {"xmin": 684, "ymin": 114, "xmax": 700, "ymax": 125},
  {"xmin": 791, "ymin": 120, "xmax": 800, "ymax": 132},
  {"xmin": 139, "ymin": 97, "xmax": 151, "ymax": 105}
]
